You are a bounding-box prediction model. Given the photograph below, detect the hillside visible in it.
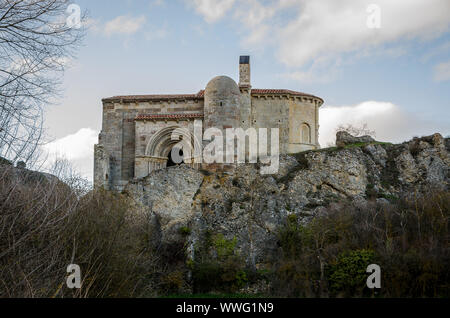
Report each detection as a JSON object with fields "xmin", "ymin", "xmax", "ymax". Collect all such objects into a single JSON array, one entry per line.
[
  {"xmin": 1, "ymin": 133, "xmax": 448, "ymax": 297},
  {"xmin": 126, "ymin": 133, "xmax": 449, "ymax": 267}
]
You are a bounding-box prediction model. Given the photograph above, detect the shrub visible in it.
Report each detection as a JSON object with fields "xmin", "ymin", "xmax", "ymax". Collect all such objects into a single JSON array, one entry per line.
[
  {"xmin": 179, "ymin": 226, "xmax": 192, "ymax": 236},
  {"xmin": 327, "ymin": 249, "xmax": 375, "ymax": 296},
  {"xmin": 63, "ymin": 189, "xmax": 156, "ymax": 297},
  {"xmin": 272, "ymin": 191, "xmax": 450, "ymax": 298},
  {"xmin": 0, "ymin": 165, "xmax": 158, "ymax": 298},
  {"xmin": 160, "ymin": 270, "xmax": 186, "ymax": 294},
  {"xmin": 192, "ymin": 233, "xmax": 248, "ymax": 294}
]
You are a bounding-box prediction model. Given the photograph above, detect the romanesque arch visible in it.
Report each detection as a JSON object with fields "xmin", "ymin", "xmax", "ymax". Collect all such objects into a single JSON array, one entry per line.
[
  {"xmin": 146, "ymin": 126, "xmax": 183, "ymax": 159},
  {"xmin": 144, "ymin": 126, "xmax": 202, "ymax": 171}
]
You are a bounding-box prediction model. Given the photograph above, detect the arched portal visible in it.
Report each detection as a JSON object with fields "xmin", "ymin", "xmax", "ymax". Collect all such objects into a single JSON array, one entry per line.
[
  {"xmin": 144, "ymin": 126, "xmax": 200, "ymax": 173},
  {"xmin": 146, "ymin": 126, "xmax": 182, "ymax": 159}
]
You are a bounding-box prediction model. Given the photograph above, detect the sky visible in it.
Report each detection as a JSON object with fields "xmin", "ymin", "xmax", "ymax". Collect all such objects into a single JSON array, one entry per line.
[{"xmin": 43, "ymin": 0, "xmax": 450, "ymax": 181}]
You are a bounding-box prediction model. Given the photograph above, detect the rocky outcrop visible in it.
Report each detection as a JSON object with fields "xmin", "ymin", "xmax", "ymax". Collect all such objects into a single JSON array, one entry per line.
[
  {"xmin": 126, "ymin": 166, "xmax": 204, "ymax": 243},
  {"xmin": 336, "ymin": 131, "xmax": 376, "ymax": 148},
  {"xmin": 125, "ymin": 133, "xmax": 449, "ymax": 269}
]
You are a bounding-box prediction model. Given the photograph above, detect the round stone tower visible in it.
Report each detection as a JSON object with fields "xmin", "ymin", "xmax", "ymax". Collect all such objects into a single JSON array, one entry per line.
[{"xmin": 204, "ymin": 76, "xmax": 241, "ymax": 130}]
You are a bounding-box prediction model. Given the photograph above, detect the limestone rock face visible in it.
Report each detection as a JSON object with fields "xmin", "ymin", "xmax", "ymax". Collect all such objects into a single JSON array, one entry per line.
[
  {"xmin": 126, "ymin": 165, "xmax": 204, "ymax": 243},
  {"xmin": 336, "ymin": 131, "xmax": 376, "ymax": 148},
  {"xmin": 125, "ymin": 133, "xmax": 449, "ymax": 268}
]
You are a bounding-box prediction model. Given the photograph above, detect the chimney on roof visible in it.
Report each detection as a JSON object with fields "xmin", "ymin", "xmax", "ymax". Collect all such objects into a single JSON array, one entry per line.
[{"xmin": 239, "ymin": 56, "xmax": 251, "ymax": 88}]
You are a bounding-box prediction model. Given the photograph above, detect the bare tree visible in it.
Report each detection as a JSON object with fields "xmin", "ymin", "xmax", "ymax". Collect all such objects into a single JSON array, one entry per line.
[{"xmin": 0, "ymin": 0, "xmax": 85, "ymax": 164}]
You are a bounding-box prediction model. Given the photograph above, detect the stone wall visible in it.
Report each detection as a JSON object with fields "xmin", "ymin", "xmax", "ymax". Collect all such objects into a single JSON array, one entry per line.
[
  {"xmin": 250, "ymin": 96, "xmax": 289, "ymax": 154},
  {"xmin": 95, "ymin": 98, "xmax": 204, "ymax": 190},
  {"xmin": 250, "ymin": 95, "xmax": 321, "ymax": 154},
  {"xmin": 98, "ymin": 101, "xmax": 125, "ymax": 190},
  {"xmin": 287, "ymin": 97, "xmax": 320, "ymax": 153}
]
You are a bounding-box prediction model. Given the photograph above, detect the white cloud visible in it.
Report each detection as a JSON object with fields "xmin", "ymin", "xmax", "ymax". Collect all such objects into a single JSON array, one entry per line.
[
  {"xmin": 233, "ymin": 0, "xmax": 275, "ymax": 29},
  {"xmin": 275, "ymin": 0, "xmax": 450, "ymax": 67},
  {"xmin": 104, "ymin": 15, "xmax": 146, "ymax": 36},
  {"xmin": 282, "ymin": 57, "xmax": 341, "ymax": 83},
  {"xmin": 319, "ymin": 101, "xmax": 449, "ymax": 147},
  {"xmin": 433, "ymin": 60, "xmax": 450, "ymax": 82},
  {"xmin": 189, "ymin": 0, "xmax": 236, "ymax": 23},
  {"xmin": 43, "ymin": 128, "xmax": 98, "ymax": 181},
  {"xmin": 190, "ymin": 0, "xmax": 450, "ymax": 80}
]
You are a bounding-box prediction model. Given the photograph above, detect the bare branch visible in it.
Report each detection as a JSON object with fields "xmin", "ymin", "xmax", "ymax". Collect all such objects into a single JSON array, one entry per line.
[{"xmin": 0, "ymin": 0, "xmax": 86, "ymax": 164}]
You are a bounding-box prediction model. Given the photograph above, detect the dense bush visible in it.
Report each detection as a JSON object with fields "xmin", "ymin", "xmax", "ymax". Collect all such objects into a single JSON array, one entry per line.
[
  {"xmin": 192, "ymin": 232, "xmax": 249, "ymax": 294},
  {"xmin": 0, "ymin": 165, "xmax": 157, "ymax": 298},
  {"xmin": 63, "ymin": 189, "xmax": 156, "ymax": 297},
  {"xmin": 327, "ymin": 249, "xmax": 375, "ymax": 296},
  {"xmin": 272, "ymin": 191, "xmax": 450, "ymax": 297},
  {"xmin": 1, "ymin": 162, "xmax": 448, "ymax": 298}
]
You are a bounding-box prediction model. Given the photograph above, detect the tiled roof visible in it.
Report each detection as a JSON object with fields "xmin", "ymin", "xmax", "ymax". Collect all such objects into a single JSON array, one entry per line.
[
  {"xmin": 185, "ymin": 89, "xmax": 322, "ymax": 101},
  {"xmin": 103, "ymin": 93, "xmax": 204, "ymax": 102},
  {"xmin": 251, "ymin": 89, "xmax": 323, "ymax": 102},
  {"xmin": 252, "ymin": 89, "xmax": 308, "ymax": 96},
  {"xmin": 103, "ymin": 89, "xmax": 323, "ymax": 103},
  {"xmin": 135, "ymin": 113, "xmax": 204, "ymax": 121}
]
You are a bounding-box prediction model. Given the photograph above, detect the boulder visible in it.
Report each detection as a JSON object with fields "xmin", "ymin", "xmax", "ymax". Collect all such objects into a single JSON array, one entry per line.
[{"xmin": 336, "ymin": 131, "xmax": 376, "ymax": 148}]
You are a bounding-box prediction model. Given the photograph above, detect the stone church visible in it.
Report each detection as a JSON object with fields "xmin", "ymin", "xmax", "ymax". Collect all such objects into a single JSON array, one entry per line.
[{"xmin": 94, "ymin": 56, "xmax": 324, "ymax": 190}]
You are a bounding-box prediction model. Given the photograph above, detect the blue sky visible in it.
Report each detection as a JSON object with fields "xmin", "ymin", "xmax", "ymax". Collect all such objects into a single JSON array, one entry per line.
[{"xmin": 43, "ymin": 0, "xmax": 450, "ymax": 180}]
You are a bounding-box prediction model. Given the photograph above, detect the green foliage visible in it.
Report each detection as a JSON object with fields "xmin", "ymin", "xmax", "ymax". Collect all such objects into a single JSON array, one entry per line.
[
  {"xmin": 179, "ymin": 226, "xmax": 192, "ymax": 236},
  {"xmin": 272, "ymin": 191, "xmax": 450, "ymax": 298},
  {"xmin": 327, "ymin": 249, "xmax": 375, "ymax": 296},
  {"xmin": 235, "ymin": 270, "xmax": 248, "ymax": 288},
  {"xmin": 379, "ymin": 192, "xmax": 399, "ymax": 201},
  {"xmin": 276, "ymin": 214, "xmax": 311, "ymax": 258},
  {"xmin": 287, "ymin": 213, "xmax": 298, "ymax": 225},
  {"xmin": 192, "ymin": 233, "xmax": 248, "ymax": 294},
  {"xmin": 213, "ymin": 234, "xmax": 238, "ymax": 259}
]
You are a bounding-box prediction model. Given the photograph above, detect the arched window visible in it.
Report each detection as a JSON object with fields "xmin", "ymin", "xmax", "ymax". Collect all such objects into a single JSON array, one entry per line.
[{"xmin": 301, "ymin": 123, "xmax": 311, "ymax": 144}]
